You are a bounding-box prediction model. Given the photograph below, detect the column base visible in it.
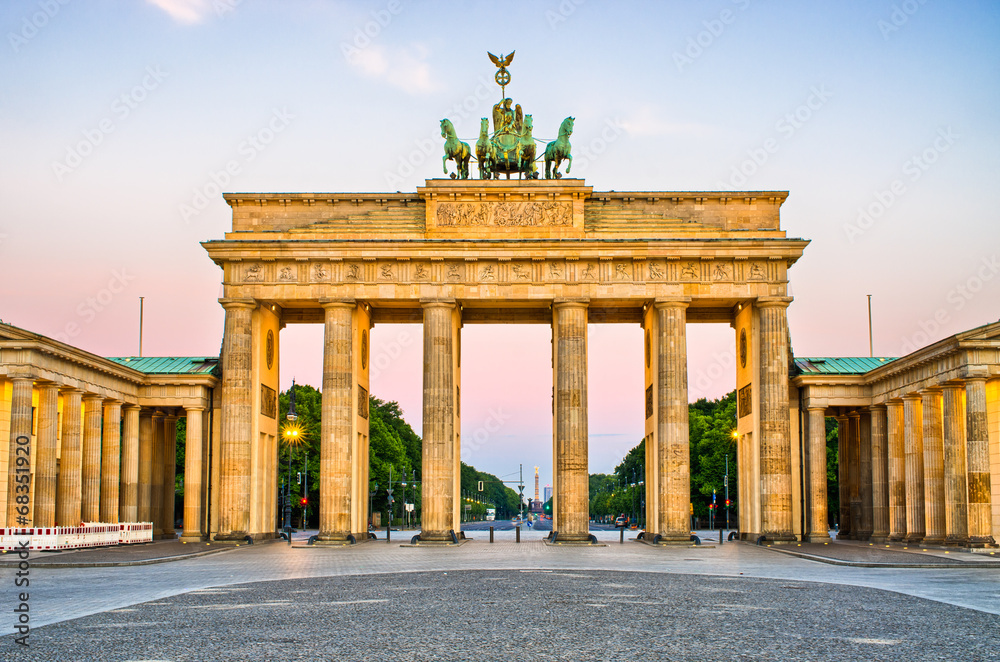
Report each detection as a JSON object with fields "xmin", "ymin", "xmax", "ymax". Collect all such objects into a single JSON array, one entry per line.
[
  {"xmin": 920, "ymin": 535, "xmax": 946, "ymax": 546},
  {"xmin": 763, "ymin": 532, "xmax": 797, "ymax": 544},
  {"xmin": 212, "ymin": 531, "xmax": 251, "ymax": 544},
  {"xmin": 855, "ymin": 530, "xmax": 873, "ymax": 541},
  {"xmin": 178, "ymin": 533, "xmax": 204, "ymax": 543},
  {"xmin": 967, "ymin": 535, "xmax": 998, "ymax": 548},
  {"xmin": 869, "ymin": 534, "xmax": 889, "ymax": 544},
  {"xmin": 836, "ymin": 531, "xmax": 852, "ymax": 540},
  {"xmin": 804, "ymin": 533, "xmax": 832, "ymax": 543},
  {"xmin": 903, "ymin": 533, "xmax": 925, "ymax": 544},
  {"xmin": 887, "ymin": 533, "xmax": 905, "ymax": 542},
  {"xmin": 944, "ymin": 535, "xmax": 969, "ymax": 546}
]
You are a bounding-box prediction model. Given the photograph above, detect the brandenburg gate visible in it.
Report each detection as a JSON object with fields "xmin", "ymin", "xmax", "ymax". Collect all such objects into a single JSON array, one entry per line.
[{"xmin": 203, "ymin": 179, "xmax": 808, "ymax": 544}]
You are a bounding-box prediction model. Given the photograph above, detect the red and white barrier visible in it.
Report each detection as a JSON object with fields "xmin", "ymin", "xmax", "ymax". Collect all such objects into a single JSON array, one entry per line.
[{"xmin": 0, "ymin": 522, "xmax": 153, "ymax": 550}]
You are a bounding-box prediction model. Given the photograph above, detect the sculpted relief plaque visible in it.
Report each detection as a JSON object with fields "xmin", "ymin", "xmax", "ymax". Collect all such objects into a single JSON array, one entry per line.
[{"xmin": 435, "ymin": 201, "xmax": 572, "ymax": 227}]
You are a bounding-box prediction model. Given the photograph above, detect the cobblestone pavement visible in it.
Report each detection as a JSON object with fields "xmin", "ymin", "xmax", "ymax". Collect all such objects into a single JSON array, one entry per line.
[
  {"xmin": 8, "ymin": 569, "xmax": 1000, "ymax": 661},
  {"xmin": 3, "ymin": 528, "xmax": 1000, "ymax": 659},
  {"xmin": 0, "ymin": 540, "xmax": 237, "ymax": 567}
]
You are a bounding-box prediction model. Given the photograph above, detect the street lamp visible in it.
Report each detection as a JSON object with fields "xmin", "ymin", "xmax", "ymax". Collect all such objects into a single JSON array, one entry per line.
[{"xmin": 281, "ymin": 379, "xmax": 305, "ymax": 539}]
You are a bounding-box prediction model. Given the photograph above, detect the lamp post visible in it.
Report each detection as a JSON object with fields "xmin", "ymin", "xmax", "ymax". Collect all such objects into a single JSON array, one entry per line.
[
  {"xmin": 369, "ymin": 481, "xmax": 378, "ymax": 529},
  {"xmin": 411, "ymin": 470, "xmax": 417, "ymax": 528},
  {"xmin": 281, "ymin": 379, "xmax": 302, "ymax": 542}
]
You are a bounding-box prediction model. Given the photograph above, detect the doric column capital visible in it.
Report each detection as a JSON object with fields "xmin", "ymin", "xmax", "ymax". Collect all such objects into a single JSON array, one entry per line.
[
  {"xmin": 552, "ymin": 298, "xmax": 589, "ymax": 309},
  {"xmin": 82, "ymin": 393, "xmax": 104, "ymax": 403},
  {"xmin": 806, "ymin": 405, "xmax": 828, "ymax": 413},
  {"xmin": 183, "ymin": 405, "xmax": 206, "ymax": 413},
  {"xmin": 901, "ymin": 392, "xmax": 922, "ymax": 402},
  {"xmin": 320, "ymin": 298, "xmax": 357, "ymax": 310},
  {"xmin": 756, "ymin": 296, "xmax": 793, "ymax": 309},
  {"xmin": 847, "ymin": 411, "xmax": 861, "ymax": 420},
  {"xmin": 122, "ymin": 403, "xmax": 141, "ymax": 411},
  {"xmin": 653, "ymin": 297, "xmax": 691, "ymax": 310},
  {"xmin": 419, "ymin": 298, "xmax": 457, "ymax": 309},
  {"xmin": 218, "ymin": 297, "xmax": 257, "ymax": 310},
  {"xmin": 869, "ymin": 403, "xmax": 887, "ymax": 411}
]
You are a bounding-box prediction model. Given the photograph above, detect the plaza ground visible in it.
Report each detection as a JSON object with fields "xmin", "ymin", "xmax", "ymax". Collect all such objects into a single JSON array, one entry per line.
[{"xmin": 3, "ymin": 527, "xmax": 999, "ymax": 660}]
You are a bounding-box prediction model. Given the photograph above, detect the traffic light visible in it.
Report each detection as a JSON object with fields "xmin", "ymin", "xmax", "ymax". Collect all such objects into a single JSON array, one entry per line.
[
  {"xmin": 478, "ymin": 481, "xmax": 484, "ymax": 491},
  {"xmin": 300, "ymin": 497, "xmax": 308, "ymax": 507},
  {"xmin": 725, "ymin": 499, "xmax": 730, "ymax": 507}
]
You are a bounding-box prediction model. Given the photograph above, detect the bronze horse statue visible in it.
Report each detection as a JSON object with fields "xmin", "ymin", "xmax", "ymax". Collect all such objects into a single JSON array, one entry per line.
[
  {"xmin": 544, "ymin": 116, "xmax": 574, "ymax": 179},
  {"xmin": 475, "ymin": 117, "xmax": 496, "ymax": 179},
  {"xmin": 441, "ymin": 119, "xmax": 470, "ymax": 179},
  {"xmin": 517, "ymin": 115, "xmax": 538, "ymax": 179}
]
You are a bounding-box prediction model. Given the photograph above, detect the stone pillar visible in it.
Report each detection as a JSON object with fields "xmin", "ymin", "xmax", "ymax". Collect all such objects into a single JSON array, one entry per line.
[
  {"xmin": 318, "ymin": 301, "xmax": 354, "ymax": 543},
  {"xmin": 941, "ymin": 384, "xmax": 968, "ymax": 545},
  {"xmin": 151, "ymin": 411, "xmax": 165, "ymax": 537},
  {"xmin": 965, "ymin": 377, "xmax": 995, "ymax": 546},
  {"xmin": 100, "ymin": 401, "xmax": 122, "ymax": 523},
  {"xmin": 902, "ymin": 394, "xmax": 925, "ymax": 543},
  {"xmin": 921, "ymin": 390, "xmax": 946, "ymax": 545},
  {"xmin": 180, "ymin": 407, "xmax": 204, "ymax": 541},
  {"xmin": 81, "ymin": 395, "xmax": 103, "ymax": 523},
  {"xmin": 887, "ymin": 401, "xmax": 906, "ymax": 541},
  {"xmin": 552, "ymin": 300, "xmax": 590, "ymax": 542},
  {"xmin": 34, "ymin": 384, "xmax": 60, "ymax": 528},
  {"xmin": 757, "ymin": 298, "xmax": 794, "ymax": 541},
  {"xmin": 858, "ymin": 410, "xmax": 874, "ymax": 540},
  {"xmin": 56, "ymin": 389, "xmax": 83, "ymax": 526},
  {"xmin": 217, "ymin": 299, "xmax": 255, "ymax": 541},
  {"xmin": 847, "ymin": 412, "xmax": 861, "ymax": 538},
  {"xmin": 162, "ymin": 414, "xmax": 177, "ymax": 537},
  {"xmin": 654, "ymin": 299, "xmax": 689, "ymax": 543},
  {"xmin": 119, "ymin": 405, "xmax": 140, "ymax": 523},
  {"xmin": 137, "ymin": 411, "xmax": 153, "ymax": 523},
  {"xmin": 836, "ymin": 415, "xmax": 850, "ymax": 539},
  {"xmin": 870, "ymin": 405, "xmax": 890, "ymax": 542},
  {"xmin": 6, "ymin": 377, "xmax": 34, "ymax": 528},
  {"xmin": 421, "ymin": 300, "xmax": 460, "ymax": 541},
  {"xmin": 806, "ymin": 406, "xmax": 831, "ymax": 542}
]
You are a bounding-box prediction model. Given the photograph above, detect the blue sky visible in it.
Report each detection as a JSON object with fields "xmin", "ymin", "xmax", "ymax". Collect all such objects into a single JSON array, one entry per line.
[{"xmin": 2, "ymin": 0, "xmax": 998, "ymax": 481}]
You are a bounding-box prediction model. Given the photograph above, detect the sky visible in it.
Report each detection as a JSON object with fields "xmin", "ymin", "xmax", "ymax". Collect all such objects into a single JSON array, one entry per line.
[{"xmin": 2, "ymin": 1, "xmax": 998, "ymax": 485}]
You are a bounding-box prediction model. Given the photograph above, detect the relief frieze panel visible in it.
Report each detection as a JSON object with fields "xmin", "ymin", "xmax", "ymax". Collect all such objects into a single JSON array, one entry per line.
[{"xmin": 435, "ymin": 201, "xmax": 572, "ymax": 227}]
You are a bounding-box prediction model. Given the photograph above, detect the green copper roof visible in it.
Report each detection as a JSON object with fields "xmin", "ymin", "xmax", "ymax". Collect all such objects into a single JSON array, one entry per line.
[
  {"xmin": 794, "ymin": 356, "xmax": 897, "ymax": 375},
  {"xmin": 106, "ymin": 356, "xmax": 219, "ymax": 375}
]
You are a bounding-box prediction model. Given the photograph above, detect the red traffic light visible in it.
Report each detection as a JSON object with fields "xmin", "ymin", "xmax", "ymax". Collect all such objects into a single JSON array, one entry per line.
[
  {"xmin": 725, "ymin": 499, "xmax": 730, "ymax": 506},
  {"xmin": 300, "ymin": 497, "xmax": 308, "ymax": 506}
]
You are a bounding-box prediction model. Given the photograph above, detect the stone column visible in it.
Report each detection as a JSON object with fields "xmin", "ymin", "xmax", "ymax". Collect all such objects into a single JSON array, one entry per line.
[
  {"xmin": 180, "ymin": 407, "xmax": 204, "ymax": 541},
  {"xmin": 217, "ymin": 299, "xmax": 255, "ymax": 541},
  {"xmin": 137, "ymin": 410, "xmax": 153, "ymax": 522},
  {"xmin": 836, "ymin": 415, "xmax": 850, "ymax": 539},
  {"xmin": 902, "ymin": 394, "xmax": 925, "ymax": 543},
  {"xmin": 847, "ymin": 412, "xmax": 861, "ymax": 538},
  {"xmin": 858, "ymin": 410, "xmax": 874, "ymax": 540},
  {"xmin": 119, "ymin": 405, "xmax": 140, "ymax": 523},
  {"xmin": 318, "ymin": 301, "xmax": 354, "ymax": 543},
  {"xmin": 965, "ymin": 377, "xmax": 995, "ymax": 546},
  {"xmin": 870, "ymin": 405, "xmax": 890, "ymax": 542},
  {"xmin": 162, "ymin": 414, "xmax": 177, "ymax": 537},
  {"xmin": 806, "ymin": 406, "xmax": 831, "ymax": 542},
  {"xmin": 100, "ymin": 401, "xmax": 122, "ymax": 523},
  {"xmin": 887, "ymin": 401, "xmax": 906, "ymax": 541},
  {"xmin": 81, "ymin": 395, "xmax": 103, "ymax": 523},
  {"xmin": 654, "ymin": 299, "xmax": 690, "ymax": 543},
  {"xmin": 552, "ymin": 300, "xmax": 589, "ymax": 542},
  {"xmin": 6, "ymin": 377, "xmax": 34, "ymax": 528},
  {"xmin": 421, "ymin": 300, "xmax": 460, "ymax": 541},
  {"xmin": 151, "ymin": 411, "xmax": 165, "ymax": 537},
  {"xmin": 941, "ymin": 384, "xmax": 968, "ymax": 545},
  {"xmin": 757, "ymin": 298, "xmax": 794, "ymax": 541},
  {"xmin": 56, "ymin": 389, "xmax": 83, "ymax": 526},
  {"xmin": 921, "ymin": 390, "xmax": 946, "ymax": 545},
  {"xmin": 34, "ymin": 384, "xmax": 60, "ymax": 528}
]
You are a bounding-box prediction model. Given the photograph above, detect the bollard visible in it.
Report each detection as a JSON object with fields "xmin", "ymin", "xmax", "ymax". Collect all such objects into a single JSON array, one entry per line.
[
  {"xmin": 620, "ymin": 527, "xmax": 624, "ymax": 544},
  {"xmin": 490, "ymin": 526, "xmax": 494, "ymax": 543},
  {"xmin": 386, "ymin": 522, "xmax": 391, "ymax": 544},
  {"xmin": 719, "ymin": 529, "xmax": 723, "ymax": 545},
  {"xmin": 516, "ymin": 525, "xmax": 520, "ymax": 543}
]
